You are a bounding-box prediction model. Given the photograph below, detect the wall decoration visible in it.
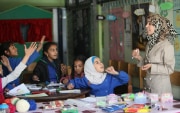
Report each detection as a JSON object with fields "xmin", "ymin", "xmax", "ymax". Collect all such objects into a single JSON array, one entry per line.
[
  {"xmin": 131, "ymin": 3, "xmax": 149, "ymax": 51},
  {"xmin": 109, "ymin": 8, "xmax": 125, "ymax": 60},
  {"xmin": 173, "ymin": 0, "xmax": 180, "ymax": 34},
  {"xmin": 173, "ymin": 0, "xmax": 180, "ymax": 71},
  {"xmin": 174, "ymin": 35, "xmax": 180, "ymax": 71}
]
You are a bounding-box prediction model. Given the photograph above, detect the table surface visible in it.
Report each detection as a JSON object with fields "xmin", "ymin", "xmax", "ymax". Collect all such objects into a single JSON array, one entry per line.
[
  {"xmin": 22, "ymin": 89, "xmax": 89, "ymax": 102},
  {"xmin": 8, "ymin": 88, "xmax": 90, "ymax": 102},
  {"xmin": 19, "ymin": 99, "xmax": 180, "ymax": 113}
]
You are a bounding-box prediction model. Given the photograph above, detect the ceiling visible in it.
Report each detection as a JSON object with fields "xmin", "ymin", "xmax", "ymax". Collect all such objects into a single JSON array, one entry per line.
[{"xmin": 0, "ymin": 0, "xmax": 65, "ymax": 12}]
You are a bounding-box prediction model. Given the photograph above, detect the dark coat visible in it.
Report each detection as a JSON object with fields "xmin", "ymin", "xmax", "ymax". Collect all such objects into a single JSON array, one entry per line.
[{"xmin": 31, "ymin": 57, "xmax": 61, "ymax": 84}]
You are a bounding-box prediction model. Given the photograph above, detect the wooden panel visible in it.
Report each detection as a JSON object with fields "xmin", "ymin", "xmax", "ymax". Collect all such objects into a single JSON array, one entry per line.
[
  {"xmin": 127, "ymin": 63, "xmax": 139, "ymax": 93},
  {"xmin": 67, "ymin": 66, "xmax": 72, "ymax": 76},
  {"xmin": 139, "ymin": 68, "xmax": 146, "ymax": 89},
  {"xmin": 27, "ymin": 62, "xmax": 37, "ymax": 72},
  {"xmin": 170, "ymin": 71, "xmax": 180, "ymax": 86},
  {"xmin": 118, "ymin": 61, "xmax": 128, "ymax": 73},
  {"xmin": 109, "ymin": 60, "xmax": 118, "ymax": 70}
]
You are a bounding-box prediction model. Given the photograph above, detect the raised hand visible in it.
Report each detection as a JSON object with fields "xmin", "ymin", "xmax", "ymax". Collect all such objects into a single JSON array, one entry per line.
[
  {"xmin": 21, "ymin": 42, "xmax": 37, "ymax": 64},
  {"xmin": 132, "ymin": 48, "xmax": 141, "ymax": 60},
  {"xmin": 105, "ymin": 66, "xmax": 118, "ymax": 75},
  {"xmin": 1, "ymin": 55, "xmax": 12, "ymax": 72},
  {"xmin": 37, "ymin": 35, "xmax": 46, "ymax": 52}
]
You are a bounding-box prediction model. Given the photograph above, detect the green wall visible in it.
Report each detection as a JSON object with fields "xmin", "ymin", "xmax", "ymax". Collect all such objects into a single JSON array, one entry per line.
[
  {"xmin": 0, "ymin": 0, "xmax": 65, "ymax": 12},
  {"xmin": 0, "ymin": 5, "xmax": 52, "ymax": 19}
]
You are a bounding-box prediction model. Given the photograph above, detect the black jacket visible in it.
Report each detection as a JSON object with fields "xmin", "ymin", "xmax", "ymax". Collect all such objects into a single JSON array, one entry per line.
[{"xmin": 31, "ymin": 57, "xmax": 61, "ymax": 84}]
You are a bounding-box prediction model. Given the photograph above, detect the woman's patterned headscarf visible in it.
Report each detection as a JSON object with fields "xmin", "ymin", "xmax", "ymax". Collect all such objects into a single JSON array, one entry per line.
[{"xmin": 143, "ymin": 14, "xmax": 177, "ymax": 52}]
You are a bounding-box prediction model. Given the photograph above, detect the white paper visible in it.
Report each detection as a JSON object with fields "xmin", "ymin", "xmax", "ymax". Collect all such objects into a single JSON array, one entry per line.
[
  {"xmin": 8, "ymin": 83, "xmax": 30, "ymax": 96},
  {"xmin": 24, "ymin": 93, "xmax": 48, "ymax": 97},
  {"xmin": 59, "ymin": 89, "xmax": 81, "ymax": 93},
  {"xmin": 81, "ymin": 97, "xmax": 96, "ymax": 103}
]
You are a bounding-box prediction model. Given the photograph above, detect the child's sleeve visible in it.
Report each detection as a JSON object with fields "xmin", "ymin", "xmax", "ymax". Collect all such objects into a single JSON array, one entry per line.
[
  {"xmin": 114, "ymin": 71, "xmax": 129, "ymax": 85},
  {"xmin": 26, "ymin": 51, "xmax": 40, "ymax": 65},
  {"xmin": 69, "ymin": 77, "xmax": 89, "ymax": 89}
]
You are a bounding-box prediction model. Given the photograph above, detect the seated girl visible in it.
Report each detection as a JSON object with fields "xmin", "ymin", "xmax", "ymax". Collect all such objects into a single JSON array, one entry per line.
[
  {"xmin": 0, "ymin": 36, "xmax": 45, "ymax": 91},
  {"xmin": 67, "ymin": 56, "xmax": 129, "ymax": 96},
  {"xmin": 31, "ymin": 42, "xmax": 61, "ymax": 84},
  {"xmin": 60, "ymin": 55, "xmax": 86, "ymax": 84},
  {"xmin": 0, "ymin": 42, "xmax": 37, "ymax": 103}
]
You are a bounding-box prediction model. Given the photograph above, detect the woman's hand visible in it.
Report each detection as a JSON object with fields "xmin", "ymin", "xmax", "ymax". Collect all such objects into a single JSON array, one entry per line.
[
  {"xmin": 132, "ymin": 48, "xmax": 141, "ymax": 60},
  {"xmin": 67, "ymin": 83, "xmax": 74, "ymax": 89},
  {"xmin": 141, "ymin": 63, "xmax": 151, "ymax": 70},
  {"xmin": 105, "ymin": 66, "xmax": 118, "ymax": 75}
]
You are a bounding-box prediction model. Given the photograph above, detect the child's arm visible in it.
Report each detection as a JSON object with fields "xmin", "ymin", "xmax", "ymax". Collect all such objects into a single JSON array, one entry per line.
[
  {"xmin": 67, "ymin": 77, "xmax": 89, "ymax": 89},
  {"xmin": 2, "ymin": 42, "xmax": 37, "ymax": 88}
]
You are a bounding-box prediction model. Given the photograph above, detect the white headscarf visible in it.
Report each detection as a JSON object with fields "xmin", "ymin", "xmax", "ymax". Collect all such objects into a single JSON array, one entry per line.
[{"xmin": 84, "ymin": 56, "xmax": 106, "ymax": 84}]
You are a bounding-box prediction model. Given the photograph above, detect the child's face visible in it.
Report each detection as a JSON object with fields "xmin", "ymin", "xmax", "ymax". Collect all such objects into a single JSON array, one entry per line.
[
  {"xmin": 93, "ymin": 58, "xmax": 104, "ymax": 73},
  {"xmin": 6, "ymin": 44, "xmax": 18, "ymax": 57},
  {"xmin": 44, "ymin": 45, "xmax": 58, "ymax": 61},
  {"xmin": 74, "ymin": 60, "xmax": 84, "ymax": 75}
]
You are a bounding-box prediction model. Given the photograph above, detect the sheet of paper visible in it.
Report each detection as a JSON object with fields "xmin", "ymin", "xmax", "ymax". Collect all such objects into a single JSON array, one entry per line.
[
  {"xmin": 24, "ymin": 93, "xmax": 48, "ymax": 97},
  {"xmin": 59, "ymin": 89, "xmax": 81, "ymax": 93},
  {"xmin": 81, "ymin": 97, "xmax": 96, "ymax": 103},
  {"xmin": 8, "ymin": 83, "xmax": 30, "ymax": 96}
]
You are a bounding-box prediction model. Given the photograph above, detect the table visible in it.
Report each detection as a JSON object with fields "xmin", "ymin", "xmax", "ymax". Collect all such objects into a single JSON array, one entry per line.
[
  {"xmin": 20, "ymin": 99, "xmax": 180, "ymax": 113},
  {"xmin": 8, "ymin": 89, "xmax": 90, "ymax": 102}
]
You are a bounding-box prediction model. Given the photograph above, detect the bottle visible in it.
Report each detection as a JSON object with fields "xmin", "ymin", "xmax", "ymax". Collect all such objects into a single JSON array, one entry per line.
[{"xmin": 0, "ymin": 103, "xmax": 9, "ymax": 113}]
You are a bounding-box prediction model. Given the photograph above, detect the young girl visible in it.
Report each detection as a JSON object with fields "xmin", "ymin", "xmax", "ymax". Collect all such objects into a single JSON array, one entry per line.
[
  {"xmin": 0, "ymin": 42, "xmax": 37, "ymax": 103},
  {"xmin": 0, "ymin": 36, "xmax": 45, "ymax": 91},
  {"xmin": 60, "ymin": 55, "xmax": 86, "ymax": 84},
  {"xmin": 31, "ymin": 42, "xmax": 61, "ymax": 84},
  {"xmin": 67, "ymin": 56, "xmax": 129, "ymax": 96}
]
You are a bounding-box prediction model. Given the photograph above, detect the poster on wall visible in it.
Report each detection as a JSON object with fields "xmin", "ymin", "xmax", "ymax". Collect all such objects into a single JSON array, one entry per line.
[
  {"xmin": 131, "ymin": 3, "xmax": 149, "ymax": 51},
  {"xmin": 173, "ymin": 0, "xmax": 180, "ymax": 71},
  {"xmin": 109, "ymin": 8, "xmax": 125, "ymax": 61},
  {"xmin": 174, "ymin": 35, "xmax": 180, "ymax": 71},
  {"xmin": 173, "ymin": 0, "xmax": 180, "ymax": 34}
]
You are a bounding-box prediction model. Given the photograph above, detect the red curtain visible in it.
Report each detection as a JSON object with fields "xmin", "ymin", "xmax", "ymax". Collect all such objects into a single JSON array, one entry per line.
[{"xmin": 0, "ymin": 19, "xmax": 52, "ymax": 44}]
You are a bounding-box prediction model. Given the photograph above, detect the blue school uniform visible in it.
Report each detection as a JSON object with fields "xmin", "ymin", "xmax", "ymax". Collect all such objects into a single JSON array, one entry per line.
[
  {"xmin": 69, "ymin": 71, "xmax": 129, "ymax": 96},
  {"xmin": 3, "ymin": 51, "xmax": 40, "ymax": 90}
]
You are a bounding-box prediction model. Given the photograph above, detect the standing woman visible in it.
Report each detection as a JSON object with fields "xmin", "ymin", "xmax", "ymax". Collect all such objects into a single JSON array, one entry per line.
[
  {"xmin": 31, "ymin": 42, "xmax": 61, "ymax": 84},
  {"xmin": 132, "ymin": 14, "xmax": 177, "ymax": 95}
]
